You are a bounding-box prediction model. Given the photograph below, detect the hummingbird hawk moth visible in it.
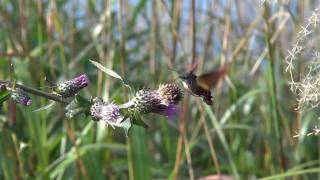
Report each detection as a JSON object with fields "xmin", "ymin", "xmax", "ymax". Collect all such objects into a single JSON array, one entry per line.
[{"xmin": 179, "ymin": 64, "xmax": 227, "ymax": 105}]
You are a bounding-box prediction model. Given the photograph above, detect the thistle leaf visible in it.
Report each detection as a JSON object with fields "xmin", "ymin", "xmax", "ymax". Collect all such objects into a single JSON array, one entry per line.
[
  {"xmin": 119, "ymin": 118, "xmax": 132, "ymax": 137},
  {"xmin": 90, "ymin": 60, "xmax": 131, "ymax": 90},
  {"xmin": 0, "ymin": 90, "xmax": 10, "ymax": 104},
  {"xmin": 90, "ymin": 60, "xmax": 123, "ymax": 80},
  {"xmin": 33, "ymin": 101, "xmax": 56, "ymax": 112},
  {"xmin": 132, "ymin": 113, "xmax": 148, "ymax": 129}
]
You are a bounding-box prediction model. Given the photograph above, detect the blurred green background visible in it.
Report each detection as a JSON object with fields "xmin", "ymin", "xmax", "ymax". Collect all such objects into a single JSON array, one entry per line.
[{"xmin": 0, "ymin": 0, "xmax": 320, "ymax": 179}]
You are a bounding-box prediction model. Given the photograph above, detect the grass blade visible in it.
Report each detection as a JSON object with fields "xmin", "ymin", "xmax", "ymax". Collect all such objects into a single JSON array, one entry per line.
[
  {"xmin": 127, "ymin": 127, "xmax": 150, "ymax": 180},
  {"xmin": 205, "ymin": 106, "xmax": 240, "ymax": 179},
  {"xmin": 259, "ymin": 167, "xmax": 320, "ymax": 180},
  {"xmin": 220, "ymin": 89, "xmax": 266, "ymax": 125}
]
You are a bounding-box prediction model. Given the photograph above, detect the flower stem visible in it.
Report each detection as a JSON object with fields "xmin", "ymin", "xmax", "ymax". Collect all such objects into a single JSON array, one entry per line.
[{"xmin": 0, "ymin": 80, "xmax": 69, "ymax": 104}]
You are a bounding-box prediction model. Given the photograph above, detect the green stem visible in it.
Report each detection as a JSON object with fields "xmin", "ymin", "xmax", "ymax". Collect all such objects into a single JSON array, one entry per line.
[
  {"xmin": 263, "ymin": 3, "xmax": 286, "ymax": 171},
  {"xmin": 0, "ymin": 80, "xmax": 69, "ymax": 104}
]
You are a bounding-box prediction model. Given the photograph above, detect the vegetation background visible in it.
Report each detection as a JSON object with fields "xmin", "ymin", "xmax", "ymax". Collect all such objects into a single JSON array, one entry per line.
[{"xmin": 0, "ymin": 0, "xmax": 320, "ymax": 179}]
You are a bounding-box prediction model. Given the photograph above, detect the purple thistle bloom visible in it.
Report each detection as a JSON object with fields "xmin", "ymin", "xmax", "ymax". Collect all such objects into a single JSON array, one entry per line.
[
  {"xmin": 158, "ymin": 104, "xmax": 180, "ymax": 119},
  {"xmin": 90, "ymin": 98, "xmax": 124, "ymax": 128},
  {"xmin": 132, "ymin": 85, "xmax": 182, "ymax": 118},
  {"xmin": 56, "ymin": 74, "xmax": 89, "ymax": 97},
  {"xmin": 10, "ymin": 88, "xmax": 32, "ymax": 106},
  {"xmin": 73, "ymin": 74, "xmax": 89, "ymax": 88}
]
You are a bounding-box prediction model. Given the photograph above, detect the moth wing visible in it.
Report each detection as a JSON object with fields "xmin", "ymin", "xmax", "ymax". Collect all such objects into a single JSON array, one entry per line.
[{"xmin": 197, "ymin": 67, "xmax": 227, "ymax": 91}]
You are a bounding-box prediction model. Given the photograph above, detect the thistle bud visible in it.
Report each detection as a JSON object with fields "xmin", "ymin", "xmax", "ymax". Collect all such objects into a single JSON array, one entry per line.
[
  {"xmin": 158, "ymin": 83, "xmax": 182, "ymax": 105},
  {"xmin": 56, "ymin": 74, "xmax": 89, "ymax": 98},
  {"xmin": 10, "ymin": 88, "xmax": 32, "ymax": 106},
  {"xmin": 90, "ymin": 99, "xmax": 124, "ymax": 128},
  {"xmin": 0, "ymin": 83, "xmax": 6, "ymax": 91}
]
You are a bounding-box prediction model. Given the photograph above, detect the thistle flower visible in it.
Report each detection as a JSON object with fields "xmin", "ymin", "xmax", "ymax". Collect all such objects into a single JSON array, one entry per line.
[
  {"xmin": 160, "ymin": 104, "xmax": 180, "ymax": 119},
  {"xmin": 10, "ymin": 88, "xmax": 32, "ymax": 106},
  {"xmin": 90, "ymin": 98, "xmax": 124, "ymax": 128},
  {"xmin": 132, "ymin": 89, "xmax": 165, "ymax": 114},
  {"xmin": 56, "ymin": 74, "xmax": 89, "ymax": 98},
  {"xmin": 158, "ymin": 83, "xmax": 183, "ymax": 105},
  {"xmin": 132, "ymin": 83, "xmax": 182, "ymax": 118}
]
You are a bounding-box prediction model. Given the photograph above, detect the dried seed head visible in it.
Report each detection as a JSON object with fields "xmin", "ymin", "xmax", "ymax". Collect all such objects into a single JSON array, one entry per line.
[
  {"xmin": 10, "ymin": 88, "xmax": 32, "ymax": 106},
  {"xmin": 56, "ymin": 74, "xmax": 89, "ymax": 98},
  {"xmin": 90, "ymin": 99, "xmax": 124, "ymax": 127},
  {"xmin": 158, "ymin": 83, "xmax": 183, "ymax": 105}
]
